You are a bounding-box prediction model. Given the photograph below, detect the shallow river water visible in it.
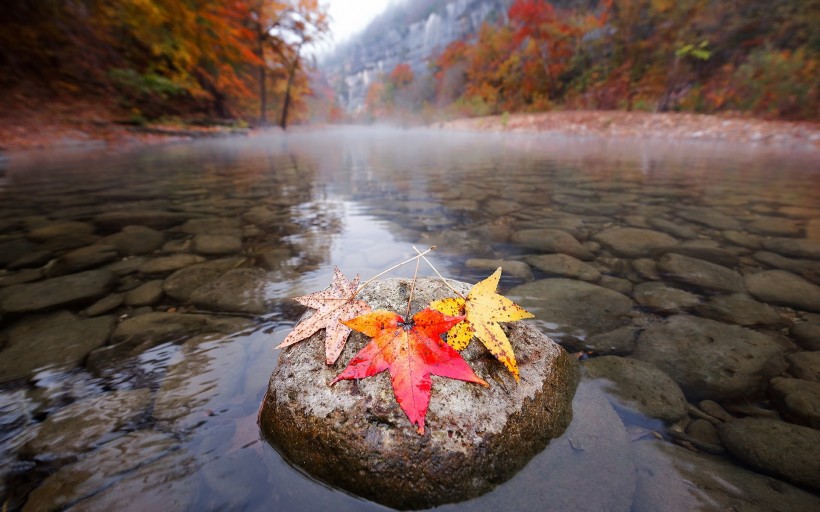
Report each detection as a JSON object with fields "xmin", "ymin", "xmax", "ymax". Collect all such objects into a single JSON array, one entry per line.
[{"xmin": 1, "ymin": 128, "xmax": 819, "ymax": 511}]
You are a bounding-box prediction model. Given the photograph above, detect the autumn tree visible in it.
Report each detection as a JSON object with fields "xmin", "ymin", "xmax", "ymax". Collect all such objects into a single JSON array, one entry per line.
[
  {"xmin": 0, "ymin": 0, "xmax": 328, "ymax": 124},
  {"xmin": 508, "ymin": 0, "xmax": 576, "ymax": 103},
  {"xmin": 433, "ymin": 40, "xmax": 469, "ymax": 106},
  {"xmin": 362, "ymin": 62, "xmax": 422, "ymax": 122},
  {"xmin": 264, "ymin": 0, "xmax": 329, "ymax": 129},
  {"xmin": 252, "ymin": 0, "xmax": 329, "ymax": 127}
]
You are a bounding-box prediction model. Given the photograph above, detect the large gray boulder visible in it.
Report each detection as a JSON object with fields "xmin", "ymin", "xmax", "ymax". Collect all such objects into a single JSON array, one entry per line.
[
  {"xmin": 719, "ymin": 417, "xmax": 820, "ymax": 493},
  {"xmin": 259, "ymin": 278, "xmax": 579, "ymax": 510},
  {"xmin": 634, "ymin": 315, "xmax": 786, "ymax": 401},
  {"xmin": 633, "ymin": 439, "xmax": 820, "ymax": 512},
  {"xmin": 509, "ymin": 278, "xmax": 633, "ymax": 338},
  {"xmin": 583, "ymin": 356, "xmax": 687, "ymax": 424}
]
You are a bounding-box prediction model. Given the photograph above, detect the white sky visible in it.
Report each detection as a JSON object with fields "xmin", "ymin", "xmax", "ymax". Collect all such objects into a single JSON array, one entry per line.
[{"xmin": 312, "ymin": 0, "xmax": 395, "ymax": 56}]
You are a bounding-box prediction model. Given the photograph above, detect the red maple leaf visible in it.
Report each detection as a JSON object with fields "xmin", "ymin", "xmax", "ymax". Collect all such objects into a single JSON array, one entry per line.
[
  {"xmin": 332, "ymin": 308, "xmax": 488, "ymax": 434},
  {"xmin": 277, "ymin": 267, "xmax": 371, "ymax": 364}
]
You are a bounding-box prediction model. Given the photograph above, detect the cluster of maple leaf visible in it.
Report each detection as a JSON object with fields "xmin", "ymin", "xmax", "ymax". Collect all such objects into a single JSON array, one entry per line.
[{"xmin": 277, "ymin": 252, "xmax": 534, "ymax": 434}]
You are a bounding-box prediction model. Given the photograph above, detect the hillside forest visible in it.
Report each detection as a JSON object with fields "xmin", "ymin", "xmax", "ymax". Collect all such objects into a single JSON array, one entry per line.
[
  {"xmin": 0, "ymin": 0, "xmax": 817, "ymax": 131},
  {"xmin": 358, "ymin": 0, "xmax": 819, "ymax": 123},
  {"xmin": 0, "ymin": 0, "xmax": 329, "ymax": 128}
]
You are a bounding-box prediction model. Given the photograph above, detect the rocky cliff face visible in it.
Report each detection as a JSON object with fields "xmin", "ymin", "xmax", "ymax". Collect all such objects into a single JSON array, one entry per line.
[{"xmin": 322, "ymin": 0, "xmax": 512, "ymax": 112}]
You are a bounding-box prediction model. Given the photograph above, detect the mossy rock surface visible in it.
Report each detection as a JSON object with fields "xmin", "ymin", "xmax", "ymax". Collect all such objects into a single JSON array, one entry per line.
[{"xmin": 259, "ymin": 277, "xmax": 579, "ymax": 509}]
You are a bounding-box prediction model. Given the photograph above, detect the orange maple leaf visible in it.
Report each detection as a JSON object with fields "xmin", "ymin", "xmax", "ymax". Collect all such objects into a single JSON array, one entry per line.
[
  {"xmin": 277, "ymin": 267, "xmax": 371, "ymax": 364},
  {"xmin": 332, "ymin": 308, "xmax": 488, "ymax": 434}
]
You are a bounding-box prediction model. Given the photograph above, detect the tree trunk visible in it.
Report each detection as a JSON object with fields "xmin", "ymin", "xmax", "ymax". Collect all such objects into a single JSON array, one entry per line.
[
  {"xmin": 280, "ymin": 58, "xmax": 299, "ymax": 130},
  {"xmin": 258, "ymin": 20, "xmax": 268, "ymax": 125},
  {"xmin": 259, "ymin": 64, "xmax": 267, "ymax": 124}
]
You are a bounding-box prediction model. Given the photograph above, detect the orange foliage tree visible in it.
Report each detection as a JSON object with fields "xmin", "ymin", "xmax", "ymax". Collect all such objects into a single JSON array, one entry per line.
[{"xmin": 0, "ymin": 0, "xmax": 329, "ymax": 123}]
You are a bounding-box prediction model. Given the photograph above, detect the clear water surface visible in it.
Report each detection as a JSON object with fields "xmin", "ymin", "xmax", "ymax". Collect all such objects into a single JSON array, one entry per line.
[{"xmin": 1, "ymin": 128, "xmax": 819, "ymax": 511}]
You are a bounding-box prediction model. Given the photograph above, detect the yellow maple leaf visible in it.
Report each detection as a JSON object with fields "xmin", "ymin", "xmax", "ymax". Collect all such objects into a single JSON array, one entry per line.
[{"xmin": 431, "ymin": 267, "xmax": 534, "ymax": 380}]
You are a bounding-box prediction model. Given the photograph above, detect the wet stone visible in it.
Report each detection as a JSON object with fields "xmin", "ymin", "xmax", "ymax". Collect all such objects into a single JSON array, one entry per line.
[
  {"xmin": 511, "ymin": 228, "xmax": 594, "ymax": 260},
  {"xmin": 762, "ymin": 237, "xmax": 820, "ymax": 260},
  {"xmin": 22, "ymin": 430, "xmax": 178, "ymax": 512},
  {"xmin": 0, "ymin": 268, "xmax": 43, "ymax": 287},
  {"xmin": 633, "ymin": 282, "xmax": 700, "ymax": 314},
  {"xmin": 39, "ymin": 233, "xmax": 101, "ymax": 253},
  {"xmin": 779, "ymin": 206, "xmax": 820, "ymax": 219},
  {"xmin": 524, "ymin": 253, "xmax": 600, "ymax": 281},
  {"xmin": 657, "ymin": 253, "xmax": 745, "ymax": 294},
  {"xmin": 47, "ymin": 244, "xmax": 120, "ymax": 277},
  {"xmin": 718, "ymin": 417, "xmax": 820, "ymax": 493},
  {"xmin": 583, "ymin": 356, "xmax": 687, "ymax": 424},
  {"xmin": 631, "ymin": 258, "xmax": 660, "ymax": 280},
  {"xmin": 466, "ymin": 259, "xmax": 534, "ymax": 281},
  {"xmin": 744, "ymin": 270, "xmax": 820, "ymax": 313},
  {"xmin": 0, "ymin": 269, "xmax": 116, "ymax": 313},
  {"xmin": 260, "ymin": 278, "xmax": 579, "ymax": 510},
  {"xmin": 176, "ymin": 217, "xmax": 241, "ymax": 235},
  {"xmin": 685, "ymin": 419, "xmax": 722, "ymax": 449},
  {"xmin": 592, "ymin": 227, "xmax": 678, "ymax": 258},
  {"xmin": 8, "ymin": 250, "xmax": 52, "ymax": 270},
  {"xmin": 808, "ymin": 219, "xmax": 820, "ymax": 240},
  {"xmin": 791, "ymin": 322, "xmax": 820, "ymax": 351},
  {"xmin": 162, "ymin": 238, "xmax": 191, "ymax": 253},
  {"xmin": 646, "ymin": 217, "xmax": 698, "ymax": 240},
  {"xmin": 258, "ymin": 248, "xmax": 292, "ymax": 271},
  {"xmin": 752, "ymin": 251, "xmax": 820, "ymax": 286},
  {"xmin": 138, "ymin": 254, "xmax": 205, "ymax": 274},
  {"xmin": 188, "ymin": 267, "xmax": 272, "ymax": 315},
  {"xmin": 634, "ymin": 315, "xmax": 786, "ymax": 401},
  {"xmin": 93, "ymin": 209, "xmax": 190, "ymax": 230},
  {"xmin": 578, "ymin": 326, "xmax": 637, "ymax": 355},
  {"xmin": 27, "ymin": 221, "xmax": 96, "ymax": 242},
  {"xmin": 769, "ymin": 377, "xmax": 820, "ymax": 428},
  {"xmin": 509, "ymin": 278, "xmax": 633, "ymax": 338},
  {"xmin": 653, "ymin": 246, "xmax": 740, "ymax": 268},
  {"xmin": 124, "ymin": 279, "xmax": 164, "ymax": 307},
  {"xmin": 786, "ymin": 351, "xmax": 820, "ymax": 382},
  {"xmin": 20, "ymin": 388, "xmax": 152, "ymax": 458},
  {"xmin": 745, "ymin": 216, "xmax": 803, "ymax": 237},
  {"xmin": 153, "ymin": 333, "xmax": 250, "ymax": 431},
  {"xmin": 101, "ymin": 225, "xmax": 165, "ymax": 255},
  {"xmin": 110, "ymin": 311, "xmax": 251, "ymax": 347},
  {"xmin": 191, "ymin": 234, "xmax": 243, "ymax": 255},
  {"xmin": 0, "ymin": 238, "xmax": 39, "ymax": 268},
  {"xmin": 722, "ymin": 230, "xmax": 763, "ymax": 249},
  {"xmin": 694, "ymin": 293, "xmax": 784, "ymax": 326},
  {"xmin": 632, "ymin": 439, "xmax": 820, "ymax": 512},
  {"xmin": 698, "ymin": 400, "xmax": 734, "ymax": 423},
  {"xmin": 83, "ymin": 293, "xmax": 124, "ymax": 317},
  {"xmin": 104, "ymin": 256, "xmax": 148, "ymax": 276},
  {"xmin": 676, "ymin": 209, "xmax": 742, "ymax": 230},
  {"xmin": 0, "ymin": 311, "xmax": 115, "ymax": 382},
  {"xmin": 243, "ymin": 206, "xmax": 283, "ymax": 230},
  {"xmin": 56, "ymin": 446, "xmax": 195, "ymax": 512},
  {"xmin": 161, "ymin": 258, "xmax": 244, "ymax": 302},
  {"xmin": 598, "ymin": 275, "xmax": 633, "ymax": 294}
]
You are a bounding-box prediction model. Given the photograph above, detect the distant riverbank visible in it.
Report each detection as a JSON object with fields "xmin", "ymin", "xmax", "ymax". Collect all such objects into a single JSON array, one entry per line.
[
  {"xmin": 2, "ymin": 106, "xmax": 818, "ymax": 154},
  {"xmin": 0, "ymin": 97, "xmax": 253, "ymax": 153},
  {"xmin": 435, "ymin": 111, "xmax": 820, "ymax": 150}
]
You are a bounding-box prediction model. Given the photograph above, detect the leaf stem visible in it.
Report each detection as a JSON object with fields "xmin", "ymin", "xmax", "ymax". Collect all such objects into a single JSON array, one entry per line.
[
  {"xmin": 413, "ymin": 246, "xmax": 467, "ymax": 299},
  {"xmin": 405, "ymin": 250, "xmax": 421, "ymax": 319},
  {"xmin": 354, "ymin": 246, "xmax": 436, "ymax": 297}
]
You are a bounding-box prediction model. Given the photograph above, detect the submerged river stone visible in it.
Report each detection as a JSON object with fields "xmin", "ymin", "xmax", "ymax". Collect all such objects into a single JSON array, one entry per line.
[{"xmin": 259, "ymin": 278, "xmax": 579, "ymax": 510}]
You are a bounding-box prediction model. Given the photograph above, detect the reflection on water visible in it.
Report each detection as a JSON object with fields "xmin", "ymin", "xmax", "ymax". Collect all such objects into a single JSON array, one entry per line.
[{"xmin": 1, "ymin": 128, "xmax": 819, "ymax": 510}]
